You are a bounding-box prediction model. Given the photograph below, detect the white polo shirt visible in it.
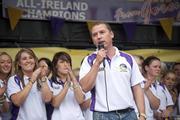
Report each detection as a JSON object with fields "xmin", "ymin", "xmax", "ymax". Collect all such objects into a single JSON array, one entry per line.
[
  {"xmin": 82, "ymin": 92, "xmax": 93, "ymax": 120},
  {"xmin": 0, "ymin": 79, "xmax": 11, "ymax": 102},
  {"xmin": 142, "ymin": 82, "xmax": 160, "ymax": 120},
  {"xmin": 0, "ymin": 79, "xmax": 11, "ymax": 120},
  {"xmin": 155, "ymin": 81, "xmax": 174, "ymax": 112},
  {"xmin": 79, "ymin": 47, "xmax": 144, "ymax": 112},
  {"xmin": 50, "ymin": 79, "xmax": 85, "ymax": 120},
  {"xmin": 7, "ymin": 75, "xmax": 47, "ymax": 120}
]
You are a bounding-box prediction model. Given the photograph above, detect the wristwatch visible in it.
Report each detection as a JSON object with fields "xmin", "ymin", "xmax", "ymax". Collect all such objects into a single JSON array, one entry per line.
[{"xmin": 41, "ymin": 77, "xmax": 47, "ymax": 83}]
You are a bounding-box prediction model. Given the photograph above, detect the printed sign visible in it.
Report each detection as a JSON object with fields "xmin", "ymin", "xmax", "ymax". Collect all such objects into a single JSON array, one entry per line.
[{"xmin": 2, "ymin": 0, "xmax": 180, "ymax": 23}]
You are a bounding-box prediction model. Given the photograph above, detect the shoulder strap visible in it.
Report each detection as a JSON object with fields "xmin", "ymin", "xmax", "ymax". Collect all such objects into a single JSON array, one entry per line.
[
  {"xmin": 159, "ymin": 82, "xmax": 166, "ymax": 90},
  {"xmin": 14, "ymin": 75, "xmax": 22, "ymax": 90},
  {"xmin": 10, "ymin": 75, "xmax": 21, "ymax": 120}
]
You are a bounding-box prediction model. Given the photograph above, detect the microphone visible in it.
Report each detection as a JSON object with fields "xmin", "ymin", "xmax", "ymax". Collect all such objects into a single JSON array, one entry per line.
[
  {"xmin": 97, "ymin": 41, "xmax": 104, "ymax": 50},
  {"xmin": 97, "ymin": 42, "xmax": 106, "ymax": 67}
]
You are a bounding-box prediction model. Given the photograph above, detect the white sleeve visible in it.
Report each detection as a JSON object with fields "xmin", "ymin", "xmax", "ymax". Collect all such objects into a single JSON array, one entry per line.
[
  {"xmin": 79, "ymin": 56, "xmax": 91, "ymax": 80},
  {"xmin": 164, "ymin": 86, "xmax": 174, "ymax": 106},
  {"xmin": 130, "ymin": 57, "xmax": 145, "ymax": 86},
  {"xmin": 47, "ymin": 79, "xmax": 53, "ymax": 92},
  {"xmin": 149, "ymin": 85, "xmax": 160, "ymax": 99},
  {"xmin": 7, "ymin": 76, "xmax": 22, "ymax": 99}
]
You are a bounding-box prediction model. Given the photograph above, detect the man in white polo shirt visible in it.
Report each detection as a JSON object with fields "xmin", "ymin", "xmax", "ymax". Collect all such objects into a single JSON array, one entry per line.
[{"xmin": 79, "ymin": 22, "xmax": 146, "ymax": 120}]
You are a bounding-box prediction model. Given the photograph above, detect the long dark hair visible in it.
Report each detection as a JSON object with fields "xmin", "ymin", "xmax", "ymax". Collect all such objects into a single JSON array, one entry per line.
[
  {"xmin": 51, "ymin": 51, "xmax": 72, "ymax": 83},
  {"xmin": 38, "ymin": 57, "xmax": 52, "ymax": 76}
]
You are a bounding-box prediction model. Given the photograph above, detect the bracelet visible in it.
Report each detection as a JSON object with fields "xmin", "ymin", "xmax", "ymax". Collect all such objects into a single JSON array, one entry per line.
[
  {"xmin": 139, "ymin": 113, "xmax": 147, "ymax": 119},
  {"xmin": 29, "ymin": 79, "xmax": 35, "ymax": 84},
  {"xmin": 64, "ymin": 81, "xmax": 71, "ymax": 88}
]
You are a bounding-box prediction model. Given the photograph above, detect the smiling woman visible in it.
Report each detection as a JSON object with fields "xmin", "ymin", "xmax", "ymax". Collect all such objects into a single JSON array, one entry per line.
[
  {"xmin": 0, "ymin": 52, "xmax": 13, "ymax": 120},
  {"xmin": 6, "ymin": 48, "xmax": 53, "ymax": 120}
]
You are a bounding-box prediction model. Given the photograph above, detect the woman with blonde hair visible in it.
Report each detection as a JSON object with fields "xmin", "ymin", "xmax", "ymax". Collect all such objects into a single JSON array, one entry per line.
[
  {"xmin": 0, "ymin": 52, "xmax": 13, "ymax": 120},
  {"xmin": 161, "ymin": 70, "xmax": 178, "ymax": 117},
  {"xmin": 7, "ymin": 48, "xmax": 52, "ymax": 120}
]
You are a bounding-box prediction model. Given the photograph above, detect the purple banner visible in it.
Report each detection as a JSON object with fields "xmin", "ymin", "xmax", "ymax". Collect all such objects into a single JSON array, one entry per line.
[{"xmin": 2, "ymin": 0, "xmax": 180, "ymax": 24}]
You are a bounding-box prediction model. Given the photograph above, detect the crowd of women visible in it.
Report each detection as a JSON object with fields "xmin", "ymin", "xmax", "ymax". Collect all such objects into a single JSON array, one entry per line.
[
  {"xmin": 0, "ymin": 49, "xmax": 84, "ymax": 120},
  {"xmin": 0, "ymin": 48, "xmax": 179, "ymax": 120},
  {"xmin": 133, "ymin": 55, "xmax": 180, "ymax": 120}
]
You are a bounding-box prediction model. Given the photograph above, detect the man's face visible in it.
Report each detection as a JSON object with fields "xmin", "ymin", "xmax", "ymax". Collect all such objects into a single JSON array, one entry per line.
[{"xmin": 91, "ymin": 24, "xmax": 114, "ymax": 49}]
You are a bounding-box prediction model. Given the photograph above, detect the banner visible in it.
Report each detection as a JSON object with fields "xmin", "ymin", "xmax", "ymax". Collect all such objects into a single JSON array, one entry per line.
[
  {"xmin": 160, "ymin": 18, "xmax": 173, "ymax": 40},
  {"xmin": 7, "ymin": 6, "xmax": 23, "ymax": 30},
  {"xmin": 2, "ymin": 0, "xmax": 180, "ymax": 24},
  {"xmin": 50, "ymin": 17, "xmax": 65, "ymax": 35}
]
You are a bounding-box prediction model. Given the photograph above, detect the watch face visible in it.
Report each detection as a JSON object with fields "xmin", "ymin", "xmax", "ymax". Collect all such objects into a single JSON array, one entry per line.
[{"xmin": 41, "ymin": 77, "xmax": 48, "ymax": 82}]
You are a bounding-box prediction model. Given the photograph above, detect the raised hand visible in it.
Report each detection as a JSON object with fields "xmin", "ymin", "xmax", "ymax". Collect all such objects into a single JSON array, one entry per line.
[
  {"xmin": 96, "ymin": 49, "xmax": 107, "ymax": 65},
  {"xmin": 31, "ymin": 67, "xmax": 42, "ymax": 83}
]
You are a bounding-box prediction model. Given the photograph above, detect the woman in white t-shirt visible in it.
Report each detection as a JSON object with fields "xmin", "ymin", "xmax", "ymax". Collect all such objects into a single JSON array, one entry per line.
[
  {"xmin": 0, "ymin": 52, "xmax": 13, "ymax": 120},
  {"xmin": 143, "ymin": 56, "xmax": 174, "ymax": 120},
  {"xmin": 142, "ymin": 56, "xmax": 162, "ymax": 120},
  {"xmin": 7, "ymin": 48, "xmax": 52, "ymax": 120},
  {"xmin": 161, "ymin": 70, "xmax": 178, "ymax": 117},
  {"xmin": 80, "ymin": 92, "xmax": 93, "ymax": 120},
  {"xmin": 50, "ymin": 52, "xmax": 85, "ymax": 120}
]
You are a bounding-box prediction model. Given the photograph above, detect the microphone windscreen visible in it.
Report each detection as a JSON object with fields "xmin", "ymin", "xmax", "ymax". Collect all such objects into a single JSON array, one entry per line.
[{"xmin": 97, "ymin": 41, "xmax": 104, "ymax": 50}]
